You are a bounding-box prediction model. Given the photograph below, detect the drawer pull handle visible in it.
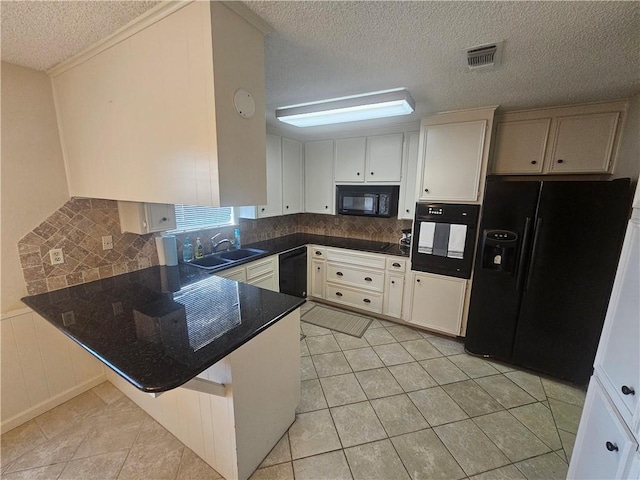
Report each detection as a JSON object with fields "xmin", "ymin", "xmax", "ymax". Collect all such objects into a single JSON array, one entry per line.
[
  {"xmin": 392, "ymin": 262, "xmax": 401, "ymax": 268},
  {"xmin": 605, "ymin": 441, "xmax": 619, "ymax": 452},
  {"xmin": 335, "ymin": 292, "xmax": 343, "ymax": 297},
  {"xmin": 336, "ymin": 272, "xmax": 344, "ymax": 276},
  {"xmin": 286, "ymin": 205, "xmax": 289, "ymax": 209},
  {"xmin": 417, "ymin": 278, "xmax": 421, "ymax": 283},
  {"xmin": 357, "ymin": 172, "xmax": 360, "ymax": 176},
  {"xmin": 531, "ymin": 161, "xmax": 537, "ymax": 165},
  {"xmin": 325, "ymin": 205, "xmax": 329, "ymax": 209},
  {"xmin": 557, "ymin": 159, "xmax": 564, "ymax": 164},
  {"xmin": 161, "ymin": 217, "xmax": 168, "ymax": 222},
  {"xmin": 622, "ymin": 385, "xmax": 635, "ymax": 395},
  {"xmin": 363, "ymin": 298, "xmax": 371, "ymax": 303},
  {"xmin": 315, "ymin": 251, "xmax": 322, "ymax": 255},
  {"xmin": 261, "ymin": 208, "xmax": 265, "ymax": 212},
  {"xmin": 364, "ymin": 277, "xmax": 372, "ymax": 282},
  {"xmin": 424, "ymin": 188, "xmax": 429, "ymax": 193}
]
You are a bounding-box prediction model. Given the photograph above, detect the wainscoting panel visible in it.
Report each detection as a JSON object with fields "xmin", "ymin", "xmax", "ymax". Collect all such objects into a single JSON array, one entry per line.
[{"xmin": 0, "ymin": 308, "xmax": 105, "ymax": 433}]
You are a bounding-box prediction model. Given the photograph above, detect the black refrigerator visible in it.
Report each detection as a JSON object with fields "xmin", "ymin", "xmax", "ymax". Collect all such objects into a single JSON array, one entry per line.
[{"xmin": 465, "ymin": 178, "xmax": 631, "ymax": 384}]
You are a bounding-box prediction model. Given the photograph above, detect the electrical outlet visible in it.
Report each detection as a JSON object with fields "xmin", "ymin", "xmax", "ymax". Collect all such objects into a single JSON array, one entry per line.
[
  {"xmin": 102, "ymin": 235, "xmax": 113, "ymax": 250},
  {"xmin": 49, "ymin": 248, "xmax": 64, "ymax": 265},
  {"xmin": 61, "ymin": 311, "xmax": 75, "ymax": 326}
]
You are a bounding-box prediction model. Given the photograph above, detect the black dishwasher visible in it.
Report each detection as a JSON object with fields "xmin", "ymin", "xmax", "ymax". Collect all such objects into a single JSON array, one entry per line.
[{"xmin": 279, "ymin": 247, "xmax": 307, "ymax": 298}]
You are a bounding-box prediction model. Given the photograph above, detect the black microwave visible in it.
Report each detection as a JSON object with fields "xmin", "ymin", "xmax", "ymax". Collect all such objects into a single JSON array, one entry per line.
[{"xmin": 336, "ymin": 185, "xmax": 399, "ymax": 218}]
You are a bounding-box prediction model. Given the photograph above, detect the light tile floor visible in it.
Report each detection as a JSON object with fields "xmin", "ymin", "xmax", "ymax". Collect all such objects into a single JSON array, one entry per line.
[{"xmin": 1, "ymin": 301, "xmax": 586, "ymax": 480}]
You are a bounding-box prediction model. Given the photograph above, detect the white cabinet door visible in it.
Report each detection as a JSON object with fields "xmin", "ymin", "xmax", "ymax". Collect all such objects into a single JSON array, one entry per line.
[
  {"xmin": 568, "ymin": 377, "xmax": 638, "ymax": 480},
  {"xmin": 409, "ymin": 272, "xmax": 466, "ymax": 336},
  {"xmin": 383, "ymin": 273, "xmax": 404, "ymax": 318},
  {"xmin": 215, "ymin": 267, "xmax": 246, "ymax": 282},
  {"xmin": 311, "ymin": 259, "xmax": 325, "ymax": 299},
  {"xmin": 247, "ymin": 273, "xmax": 278, "ymax": 292},
  {"xmin": 366, "ymin": 133, "xmax": 403, "ymax": 182},
  {"xmin": 419, "ymin": 121, "xmax": 486, "ymax": 202},
  {"xmin": 305, "ymin": 140, "xmax": 334, "ymax": 214},
  {"xmin": 492, "ymin": 119, "xmax": 549, "ymax": 175},
  {"xmin": 595, "ymin": 219, "xmax": 640, "ymax": 426},
  {"xmin": 399, "ymin": 131, "xmax": 420, "ymax": 219},
  {"xmin": 257, "ymin": 134, "xmax": 283, "ymax": 218},
  {"xmin": 548, "ymin": 112, "xmax": 619, "ymax": 174},
  {"xmin": 335, "ymin": 137, "xmax": 366, "ymax": 182},
  {"xmin": 282, "ymin": 137, "xmax": 304, "ymax": 215}
]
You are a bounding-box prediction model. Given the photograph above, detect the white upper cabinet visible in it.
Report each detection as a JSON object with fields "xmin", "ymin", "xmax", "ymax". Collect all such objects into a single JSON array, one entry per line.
[
  {"xmin": 335, "ymin": 137, "xmax": 366, "ymax": 182},
  {"xmin": 366, "ymin": 133, "xmax": 403, "ymax": 182},
  {"xmin": 50, "ymin": 2, "xmax": 268, "ymax": 206},
  {"xmin": 334, "ymin": 133, "xmax": 404, "ymax": 183},
  {"xmin": 491, "ymin": 101, "xmax": 627, "ymax": 175},
  {"xmin": 257, "ymin": 134, "xmax": 283, "ymax": 218},
  {"xmin": 548, "ymin": 112, "xmax": 620, "ymax": 174},
  {"xmin": 305, "ymin": 140, "xmax": 334, "ymax": 214},
  {"xmin": 399, "ymin": 131, "xmax": 420, "ymax": 219},
  {"xmin": 417, "ymin": 107, "xmax": 495, "ymax": 204},
  {"xmin": 282, "ymin": 137, "xmax": 304, "ymax": 214}
]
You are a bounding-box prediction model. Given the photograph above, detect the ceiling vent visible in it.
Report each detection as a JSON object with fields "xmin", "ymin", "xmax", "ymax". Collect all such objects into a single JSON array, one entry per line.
[{"xmin": 465, "ymin": 41, "xmax": 503, "ymax": 71}]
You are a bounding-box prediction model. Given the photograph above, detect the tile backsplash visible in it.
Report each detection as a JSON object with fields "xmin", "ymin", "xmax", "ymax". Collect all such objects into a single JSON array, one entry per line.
[
  {"xmin": 19, "ymin": 199, "xmax": 412, "ymax": 295},
  {"xmin": 18, "ymin": 198, "xmax": 158, "ymax": 295}
]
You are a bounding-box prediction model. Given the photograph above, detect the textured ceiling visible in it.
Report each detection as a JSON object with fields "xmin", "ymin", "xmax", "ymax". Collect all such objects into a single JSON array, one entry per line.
[{"xmin": 2, "ymin": 1, "xmax": 639, "ymax": 140}]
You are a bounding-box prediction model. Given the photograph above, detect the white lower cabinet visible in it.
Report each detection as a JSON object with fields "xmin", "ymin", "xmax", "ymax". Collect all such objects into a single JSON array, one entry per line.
[
  {"xmin": 310, "ymin": 258, "xmax": 326, "ymax": 299},
  {"xmin": 568, "ymin": 378, "xmax": 638, "ymax": 480},
  {"xmin": 384, "ymin": 273, "xmax": 405, "ymax": 318},
  {"xmin": 408, "ymin": 272, "xmax": 466, "ymax": 336},
  {"xmin": 214, "ymin": 255, "xmax": 278, "ymax": 292}
]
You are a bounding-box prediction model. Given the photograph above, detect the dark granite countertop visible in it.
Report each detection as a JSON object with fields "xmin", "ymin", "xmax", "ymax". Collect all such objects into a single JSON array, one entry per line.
[{"xmin": 22, "ymin": 265, "xmax": 304, "ymax": 393}]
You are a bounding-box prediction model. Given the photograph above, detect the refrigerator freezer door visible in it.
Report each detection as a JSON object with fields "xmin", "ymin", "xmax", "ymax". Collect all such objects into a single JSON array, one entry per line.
[
  {"xmin": 465, "ymin": 181, "xmax": 540, "ymax": 359},
  {"xmin": 513, "ymin": 179, "xmax": 631, "ymax": 383}
]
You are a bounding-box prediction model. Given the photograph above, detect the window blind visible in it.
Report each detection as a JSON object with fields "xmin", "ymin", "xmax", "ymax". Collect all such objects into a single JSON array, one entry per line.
[{"xmin": 172, "ymin": 205, "xmax": 234, "ymax": 231}]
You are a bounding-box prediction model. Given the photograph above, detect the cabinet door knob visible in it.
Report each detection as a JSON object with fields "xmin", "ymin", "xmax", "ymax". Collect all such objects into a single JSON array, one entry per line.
[
  {"xmin": 161, "ymin": 217, "xmax": 168, "ymax": 222},
  {"xmin": 286, "ymin": 205, "xmax": 289, "ymax": 209},
  {"xmin": 336, "ymin": 272, "xmax": 344, "ymax": 276},
  {"xmin": 406, "ymin": 209, "xmax": 410, "ymax": 213},
  {"xmin": 357, "ymin": 172, "xmax": 360, "ymax": 176},
  {"xmin": 370, "ymin": 172, "xmax": 374, "ymax": 175},
  {"xmin": 424, "ymin": 188, "xmax": 429, "ymax": 193},
  {"xmin": 622, "ymin": 385, "xmax": 635, "ymax": 395},
  {"xmin": 531, "ymin": 161, "xmax": 537, "ymax": 165},
  {"xmin": 363, "ymin": 298, "xmax": 371, "ymax": 303},
  {"xmin": 325, "ymin": 205, "xmax": 329, "ymax": 209},
  {"xmin": 261, "ymin": 207, "xmax": 265, "ymax": 212},
  {"xmin": 606, "ymin": 441, "xmax": 619, "ymax": 452},
  {"xmin": 364, "ymin": 277, "xmax": 372, "ymax": 282},
  {"xmin": 557, "ymin": 159, "xmax": 564, "ymax": 164},
  {"xmin": 335, "ymin": 292, "xmax": 343, "ymax": 297},
  {"xmin": 392, "ymin": 262, "xmax": 401, "ymax": 268},
  {"xmin": 317, "ymin": 266, "xmax": 321, "ymax": 271},
  {"xmin": 391, "ymin": 280, "xmax": 395, "ymax": 284},
  {"xmin": 315, "ymin": 251, "xmax": 322, "ymax": 255},
  {"xmin": 416, "ymin": 278, "xmax": 421, "ymax": 283}
]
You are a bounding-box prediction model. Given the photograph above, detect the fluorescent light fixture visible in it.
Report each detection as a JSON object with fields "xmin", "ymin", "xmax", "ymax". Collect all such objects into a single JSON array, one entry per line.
[{"xmin": 276, "ymin": 88, "xmax": 415, "ymax": 127}]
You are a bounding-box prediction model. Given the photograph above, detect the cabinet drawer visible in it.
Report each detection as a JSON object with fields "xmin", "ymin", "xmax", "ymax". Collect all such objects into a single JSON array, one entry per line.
[
  {"xmin": 386, "ymin": 257, "xmax": 406, "ymax": 272},
  {"xmin": 309, "ymin": 246, "xmax": 326, "ymax": 260},
  {"xmin": 326, "ymin": 284, "xmax": 383, "ymax": 313},
  {"xmin": 327, "ymin": 263, "xmax": 384, "ymax": 291},
  {"xmin": 325, "ymin": 248, "xmax": 385, "ymax": 269},
  {"xmin": 216, "ymin": 267, "xmax": 245, "ymax": 282},
  {"xmin": 246, "ymin": 256, "xmax": 276, "ymax": 280}
]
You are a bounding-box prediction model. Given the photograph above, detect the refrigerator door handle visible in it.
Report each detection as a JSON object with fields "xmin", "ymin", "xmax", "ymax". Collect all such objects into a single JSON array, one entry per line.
[
  {"xmin": 525, "ymin": 217, "xmax": 543, "ymax": 292},
  {"xmin": 516, "ymin": 217, "xmax": 533, "ymax": 292}
]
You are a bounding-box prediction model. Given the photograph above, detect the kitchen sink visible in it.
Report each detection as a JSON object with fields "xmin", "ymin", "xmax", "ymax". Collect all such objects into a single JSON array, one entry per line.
[
  {"xmin": 217, "ymin": 248, "xmax": 266, "ymax": 261},
  {"xmin": 186, "ymin": 248, "xmax": 267, "ymax": 270}
]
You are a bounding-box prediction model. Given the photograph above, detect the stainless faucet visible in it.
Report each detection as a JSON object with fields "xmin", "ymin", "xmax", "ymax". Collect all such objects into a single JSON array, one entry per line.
[{"xmin": 211, "ymin": 233, "xmax": 232, "ymax": 253}]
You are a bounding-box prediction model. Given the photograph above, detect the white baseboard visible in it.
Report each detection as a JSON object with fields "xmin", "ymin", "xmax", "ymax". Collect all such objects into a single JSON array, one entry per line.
[{"xmin": 0, "ymin": 373, "xmax": 107, "ymax": 434}]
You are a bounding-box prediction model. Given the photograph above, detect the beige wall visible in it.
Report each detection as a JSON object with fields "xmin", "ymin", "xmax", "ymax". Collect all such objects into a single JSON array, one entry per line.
[
  {"xmin": 614, "ymin": 92, "xmax": 640, "ymax": 181},
  {"xmin": 1, "ymin": 62, "xmax": 69, "ymax": 313}
]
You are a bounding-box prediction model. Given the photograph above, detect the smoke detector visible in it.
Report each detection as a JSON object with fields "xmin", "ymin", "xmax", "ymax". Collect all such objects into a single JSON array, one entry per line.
[{"xmin": 465, "ymin": 41, "xmax": 504, "ymax": 71}]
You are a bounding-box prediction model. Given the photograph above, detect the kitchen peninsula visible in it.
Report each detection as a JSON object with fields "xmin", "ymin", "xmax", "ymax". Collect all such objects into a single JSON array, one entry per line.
[{"xmin": 22, "ymin": 265, "xmax": 304, "ymax": 480}]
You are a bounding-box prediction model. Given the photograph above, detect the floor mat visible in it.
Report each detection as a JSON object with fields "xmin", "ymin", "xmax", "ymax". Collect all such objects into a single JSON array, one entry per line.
[{"xmin": 301, "ymin": 305, "xmax": 373, "ymax": 337}]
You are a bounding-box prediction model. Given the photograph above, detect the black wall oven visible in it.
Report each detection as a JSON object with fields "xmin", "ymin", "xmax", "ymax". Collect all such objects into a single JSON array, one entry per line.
[{"xmin": 411, "ymin": 203, "xmax": 480, "ymax": 279}]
